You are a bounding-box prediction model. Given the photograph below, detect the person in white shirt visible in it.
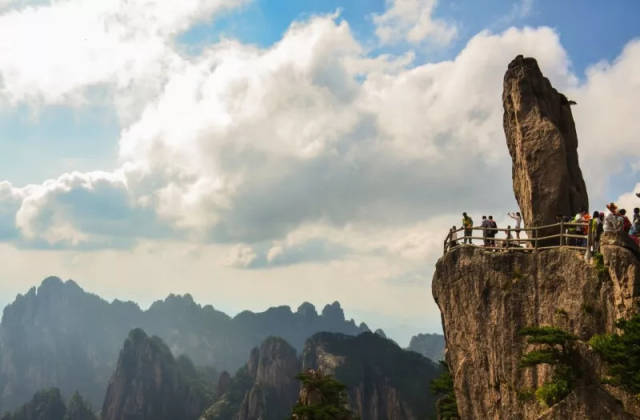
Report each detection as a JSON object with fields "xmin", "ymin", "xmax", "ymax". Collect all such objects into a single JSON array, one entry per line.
[
  {"xmin": 449, "ymin": 226, "xmax": 458, "ymax": 249},
  {"xmin": 508, "ymin": 212, "xmax": 522, "ymax": 241},
  {"xmin": 603, "ymin": 203, "xmax": 621, "ymax": 233}
]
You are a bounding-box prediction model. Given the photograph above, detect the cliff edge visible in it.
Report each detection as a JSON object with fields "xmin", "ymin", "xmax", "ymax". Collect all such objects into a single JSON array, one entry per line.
[
  {"xmin": 433, "ymin": 55, "xmax": 640, "ymax": 419},
  {"xmin": 433, "ymin": 237, "xmax": 640, "ymax": 419}
]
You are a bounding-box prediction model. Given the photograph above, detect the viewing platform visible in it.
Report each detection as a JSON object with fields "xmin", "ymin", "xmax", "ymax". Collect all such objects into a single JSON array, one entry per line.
[{"xmin": 443, "ymin": 222, "xmax": 591, "ymax": 254}]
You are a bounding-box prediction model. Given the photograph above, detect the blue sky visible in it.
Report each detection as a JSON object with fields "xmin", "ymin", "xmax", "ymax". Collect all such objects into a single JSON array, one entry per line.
[{"xmin": 0, "ymin": 0, "xmax": 639, "ymax": 344}]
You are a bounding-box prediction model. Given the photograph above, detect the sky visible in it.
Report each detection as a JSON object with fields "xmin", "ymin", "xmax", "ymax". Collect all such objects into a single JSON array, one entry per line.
[{"xmin": 0, "ymin": 0, "xmax": 639, "ymax": 346}]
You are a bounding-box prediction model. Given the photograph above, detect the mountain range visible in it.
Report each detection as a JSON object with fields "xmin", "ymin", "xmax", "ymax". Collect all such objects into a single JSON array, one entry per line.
[{"xmin": 0, "ymin": 277, "xmax": 443, "ymax": 414}]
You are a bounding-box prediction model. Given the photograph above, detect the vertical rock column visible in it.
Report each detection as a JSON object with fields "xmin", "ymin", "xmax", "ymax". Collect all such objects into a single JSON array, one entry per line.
[{"xmin": 503, "ymin": 55, "xmax": 588, "ymax": 228}]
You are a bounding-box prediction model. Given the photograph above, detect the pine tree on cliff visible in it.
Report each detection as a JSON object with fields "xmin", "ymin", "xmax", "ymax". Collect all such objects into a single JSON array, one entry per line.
[{"xmin": 289, "ymin": 370, "xmax": 356, "ymax": 420}]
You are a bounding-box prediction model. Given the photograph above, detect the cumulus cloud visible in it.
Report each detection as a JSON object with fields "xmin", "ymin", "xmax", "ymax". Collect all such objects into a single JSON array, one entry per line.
[
  {"xmin": 373, "ymin": 0, "xmax": 457, "ymax": 46},
  {"xmin": 13, "ymin": 170, "xmax": 167, "ymax": 248},
  {"xmin": 114, "ymin": 21, "xmax": 575, "ymax": 250},
  {"xmin": 615, "ymin": 183, "xmax": 640, "ymax": 214},
  {"xmin": 0, "ymin": 17, "xmax": 584, "ymax": 257},
  {"xmin": 0, "ymin": 10, "xmax": 637, "ymax": 274},
  {"xmin": 0, "ymin": 0, "xmax": 248, "ymax": 119},
  {"xmin": 569, "ymin": 39, "xmax": 640, "ymax": 203},
  {"xmin": 0, "ymin": 182, "xmax": 23, "ymax": 239}
]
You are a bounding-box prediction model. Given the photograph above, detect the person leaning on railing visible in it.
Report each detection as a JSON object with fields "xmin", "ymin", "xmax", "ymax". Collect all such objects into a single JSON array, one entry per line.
[
  {"xmin": 462, "ymin": 212, "xmax": 473, "ymax": 244},
  {"xmin": 449, "ymin": 226, "xmax": 458, "ymax": 248}
]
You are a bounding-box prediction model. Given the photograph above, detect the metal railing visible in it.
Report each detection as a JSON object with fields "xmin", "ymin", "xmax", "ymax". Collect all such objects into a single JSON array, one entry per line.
[{"xmin": 443, "ymin": 221, "xmax": 593, "ymax": 254}]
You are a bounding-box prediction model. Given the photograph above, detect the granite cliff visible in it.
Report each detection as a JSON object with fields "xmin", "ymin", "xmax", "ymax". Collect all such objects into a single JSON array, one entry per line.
[
  {"xmin": 236, "ymin": 337, "xmax": 299, "ymax": 420},
  {"xmin": 503, "ymin": 55, "xmax": 588, "ymax": 228},
  {"xmin": 433, "ymin": 55, "xmax": 640, "ymax": 419},
  {"xmin": 101, "ymin": 329, "xmax": 214, "ymax": 420},
  {"xmin": 203, "ymin": 332, "xmax": 440, "ymax": 420}
]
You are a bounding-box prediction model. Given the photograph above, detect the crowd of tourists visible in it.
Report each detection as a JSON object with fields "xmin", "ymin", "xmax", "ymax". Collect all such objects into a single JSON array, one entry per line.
[
  {"xmin": 449, "ymin": 212, "xmax": 522, "ymax": 249},
  {"xmin": 447, "ymin": 203, "xmax": 640, "ymax": 251}
]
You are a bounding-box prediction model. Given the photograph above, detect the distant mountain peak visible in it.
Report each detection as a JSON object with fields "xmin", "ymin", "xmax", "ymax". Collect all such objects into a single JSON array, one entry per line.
[
  {"xmin": 321, "ymin": 301, "xmax": 344, "ymax": 321},
  {"xmin": 296, "ymin": 302, "xmax": 317, "ymax": 318}
]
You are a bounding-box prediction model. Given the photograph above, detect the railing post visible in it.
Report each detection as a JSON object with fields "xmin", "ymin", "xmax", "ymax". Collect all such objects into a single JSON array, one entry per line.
[{"xmin": 560, "ymin": 221, "xmax": 564, "ymax": 247}]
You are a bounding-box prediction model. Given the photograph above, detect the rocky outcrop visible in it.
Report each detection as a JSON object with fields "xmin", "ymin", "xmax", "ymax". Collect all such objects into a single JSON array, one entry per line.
[
  {"xmin": 236, "ymin": 337, "xmax": 300, "ymax": 420},
  {"xmin": 503, "ymin": 55, "xmax": 588, "ymax": 228},
  {"xmin": 101, "ymin": 329, "xmax": 212, "ymax": 420},
  {"xmin": 432, "ymin": 55, "xmax": 640, "ymax": 418},
  {"xmin": 433, "ymin": 244, "xmax": 640, "ymax": 419},
  {"xmin": 203, "ymin": 332, "xmax": 440, "ymax": 420},
  {"xmin": 301, "ymin": 332, "xmax": 440, "ymax": 420}
]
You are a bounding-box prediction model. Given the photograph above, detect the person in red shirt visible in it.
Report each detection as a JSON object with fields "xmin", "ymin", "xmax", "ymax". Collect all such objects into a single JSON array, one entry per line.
[{"xmin": 619, "ymin": 209, "xmax": 632, "ymax": 233}]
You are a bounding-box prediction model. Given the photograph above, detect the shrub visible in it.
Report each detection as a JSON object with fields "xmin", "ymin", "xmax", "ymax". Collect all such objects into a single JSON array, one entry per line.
[
  {"xmin": 290, "ymin": 370, "xmax": 356, "ymax": 420},
  {"xmin": 430, "ymin": 362, "xmax": 460, "ymax": 420},
  {"xmin": 518, "ymin": 326, "xmax": 577, "ymax": 407},
  {"xmin": 590, "ymin": 314, "xmax": 640, "ymax": 394}
]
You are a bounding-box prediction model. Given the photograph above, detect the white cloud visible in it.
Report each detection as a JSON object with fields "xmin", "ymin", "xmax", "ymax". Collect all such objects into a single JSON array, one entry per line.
[
  {"xmin": 373, "ymin": 0, "xmax": 457, "ymax": 46},
  {"xmin": 225, "ymin": 244, "xmax": 257, "ymax": 268},
  {"xmin": 615, "ymin": 184, "xmax": 640, "ymax": 215},
  {"xmin": 1, "ymin": 19, "xmax": 580, "ymax": 254},
  {"xmin": 0, "ymin": 0, "xmax": 248, "ymax": 120},
  {"xmin": 569, "ymin": 40, "xmax": 640, "ymax": 204}
]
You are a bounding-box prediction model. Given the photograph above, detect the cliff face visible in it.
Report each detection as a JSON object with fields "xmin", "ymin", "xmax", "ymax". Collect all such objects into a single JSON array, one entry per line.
[
  {"xmin": 432, "ymin": 54, "xmax": 640, "ymax": 419},
  {"xmin": 236, "ymin": 337, "xmax": 300, "ymax": 420},
  {"xmin": 433, "ymin": 238, "xmax": 640, "ymax": 419},
  {"xmin": 202, "ymin": 332, "xmax": 439, "ymax": 420},
  {"xmin": 101, "ymin": 329, "xmax": 211, "ymax": 420},
  {"xmin": 503, "ymin": 55, "xmax": 588, "ymax": 227}
]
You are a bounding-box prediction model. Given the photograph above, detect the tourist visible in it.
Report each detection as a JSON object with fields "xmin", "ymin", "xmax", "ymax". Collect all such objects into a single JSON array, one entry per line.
[
  {"xmin": 619, "ymin": 209, "xmax": 632, "ymax": 233},
  {"xmin": 631, "ymin": 209, "xmax": 640, "ymax": 245},
  {"xmin": 591, "ymin": 211, "xmax": 603, "ymax": 253},
  {"xmin": 508, "ymin": 211, "xmax": 522, "ymax": 241},
  {"xmin": 503, "ymin": 225, "xmax": 513, "ymax": 248},
  {"xmin": 462, "ymin": 212, "xmax": 473, "ymax": 244},
  {"xmin": 488, "ymin": 216, "xmax": 498, "ymax": 247},
  {"xmin": 568, "ymin": 211, "xmax": 584, "ymax": 246},
  {"xmin": 604, "ymin": 203, "xmax": 621, "ymax": 233},
  {"xmin": 481, "ymin": 216, "xmax": 489, "ymax": 246},
  {"xmin": 450, "ymin": 226, "xmax": 458, "ymax": 248}
]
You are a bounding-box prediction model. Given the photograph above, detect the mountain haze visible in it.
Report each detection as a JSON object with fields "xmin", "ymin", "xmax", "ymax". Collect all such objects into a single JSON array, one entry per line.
[{"xmin": 0, "ymin": 277, "xmax": 369, "ymax": 412}]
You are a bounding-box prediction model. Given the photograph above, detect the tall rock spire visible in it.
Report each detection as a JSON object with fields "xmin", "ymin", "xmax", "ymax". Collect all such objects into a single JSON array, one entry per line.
[{"xmin": 503, "ymin": 55, "xmax": 588, "ymax": 227}]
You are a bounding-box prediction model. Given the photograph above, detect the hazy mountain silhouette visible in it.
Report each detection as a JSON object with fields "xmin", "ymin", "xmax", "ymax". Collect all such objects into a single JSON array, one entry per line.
[{"xmin": 0, "ymin": 277, "xmax": 369, "ymax": 412}]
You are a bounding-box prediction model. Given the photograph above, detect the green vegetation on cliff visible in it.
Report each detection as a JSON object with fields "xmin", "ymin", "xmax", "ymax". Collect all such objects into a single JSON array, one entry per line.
[
  {"xmin": 590, "ymin": 314, "xmax": 640, "ymax": 394},
  {"xmin": 519, "ymin": 326, "xmax": 577, "ymax": 407},
  {"xmin": 290, "ymin": 370, "xmax": 355, "ymax": 420},
  {"xmin": 430, "ymin": 361, "xmax": 459, "ymax": 419}
]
